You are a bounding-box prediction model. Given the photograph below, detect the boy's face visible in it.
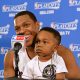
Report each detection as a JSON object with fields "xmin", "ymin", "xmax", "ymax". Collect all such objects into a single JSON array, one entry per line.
[
  {"xmin": 14, "ymin": 14, "xmax": 39, "ymax": 47},
  {"xmin": 35, "ymin": 30, "xmax": 58, "ymax": 57}
]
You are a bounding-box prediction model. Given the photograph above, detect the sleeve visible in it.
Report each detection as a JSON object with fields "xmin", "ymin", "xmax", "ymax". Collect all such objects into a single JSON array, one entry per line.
[
  {"xmin": 56, "ymin": 56, "xmax": 68, "ymax": 74},
  {"xmin": 22, "ymin": 62, "xmax": 34, "ymax": 79}
]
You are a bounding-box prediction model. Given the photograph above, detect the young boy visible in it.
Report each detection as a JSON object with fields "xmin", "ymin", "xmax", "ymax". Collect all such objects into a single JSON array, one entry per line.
[{"xmin": 22, "ymin": 27, "xmax": 68, "ymax": 79}]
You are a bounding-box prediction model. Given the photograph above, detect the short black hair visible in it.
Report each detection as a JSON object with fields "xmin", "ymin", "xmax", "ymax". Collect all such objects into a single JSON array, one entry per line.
[
  {"xmin": 39, "ymin": 27, "xmax": 61, "ymax": 45},
  {"xmin": 14, "ymin": 11, "xmax": 37, "ymax": 22}
]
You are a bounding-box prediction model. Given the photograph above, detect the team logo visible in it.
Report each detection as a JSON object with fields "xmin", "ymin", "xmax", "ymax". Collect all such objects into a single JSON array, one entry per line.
[
  {"xmin": 0, "ymin": 70, "xmax": 4, "ymax": 78},
  {"xmin": 34, "ymin": 0, "xmax": 61, "ymax": 14},
  {"xmin": 51, "ymin": 19, "xmax": 78, "ymax": 35},
  {"xmin": 42, "ymin": 64, "xmax": 56, "ymax": 80},
  {"xmin": 0, "ymin": 24, "xmax": 10, "ymax": 35},
  {"xmin": 69, "ymin": 0, "xmax": 80, "ymax": 11},
  {"xmin": 69, "ymin": 43, "xmax": 80, "ymax": 51}
]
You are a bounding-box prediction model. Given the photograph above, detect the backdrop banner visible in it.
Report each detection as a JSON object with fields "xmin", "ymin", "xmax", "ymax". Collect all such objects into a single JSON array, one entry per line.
[{"xmin": 0, "ymin": 0, "xmax": 80, "ymax": 79}]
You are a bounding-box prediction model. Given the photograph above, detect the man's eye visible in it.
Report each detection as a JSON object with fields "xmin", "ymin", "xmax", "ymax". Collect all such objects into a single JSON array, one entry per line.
[
  {"xmin": 15, "ymin": 27, "xmax": 20, "ymax": 31},
  {"xmin": 23, "ymin": 24, "xmax": 30, "ymax": 28}
]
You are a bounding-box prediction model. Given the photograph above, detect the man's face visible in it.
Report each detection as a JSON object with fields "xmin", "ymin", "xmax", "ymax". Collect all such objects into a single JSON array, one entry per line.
[
  {"xmin": 35, "ymin": 31, "xmax": 58, "ymax": 57},
  {"xmin": 14, "ymin": 14, "xmax": 39, "ymax": 47}
]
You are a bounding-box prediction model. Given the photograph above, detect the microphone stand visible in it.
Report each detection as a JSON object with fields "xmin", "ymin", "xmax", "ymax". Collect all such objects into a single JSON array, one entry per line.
[{"xmin": 13, "ymin": 42, "xmax": 22, "ymax": 78}]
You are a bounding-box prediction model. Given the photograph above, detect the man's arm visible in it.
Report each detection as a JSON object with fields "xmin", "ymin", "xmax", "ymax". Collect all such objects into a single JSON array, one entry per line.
[
  {"xmin": 57, "ymin": 45, "xmax": 80, "ymax": 79},
  {"xmin": 4, "ymin": 50, "xmax": 15, "ymax": 78},
  {"xmin": 56, "ymin": 73, "xmax": 65, "ymax": 80}
]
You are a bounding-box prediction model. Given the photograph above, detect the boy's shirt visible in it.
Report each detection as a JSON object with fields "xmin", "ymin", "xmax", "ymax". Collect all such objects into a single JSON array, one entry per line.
[{"xmin": 22, "ymin": 52, "xmax": 68, "ymax": 79}]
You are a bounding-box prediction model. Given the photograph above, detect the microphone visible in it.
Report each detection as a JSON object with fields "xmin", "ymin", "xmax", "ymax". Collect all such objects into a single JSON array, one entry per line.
[
  {"xmin": 11, "ymin": 35, "xmax": 26, "ymax": 49},
  {"xmin": 11, "ymin": 35, "xmax": 26, "ymax": 77}
]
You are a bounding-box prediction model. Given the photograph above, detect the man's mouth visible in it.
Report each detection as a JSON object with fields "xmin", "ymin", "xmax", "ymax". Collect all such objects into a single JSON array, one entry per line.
[{"xmin": 25, "ymin": 34, "xmax": 32, "ymax": 41}]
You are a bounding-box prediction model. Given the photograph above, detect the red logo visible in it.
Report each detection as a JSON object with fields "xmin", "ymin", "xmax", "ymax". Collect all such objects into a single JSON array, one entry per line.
[{"xmin": 16, "ymin": 36, "xmax": 24, "ymax": 40}]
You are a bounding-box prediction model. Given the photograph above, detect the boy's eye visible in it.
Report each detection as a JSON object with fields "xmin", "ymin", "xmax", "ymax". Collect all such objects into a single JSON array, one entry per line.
[
  {"xmin": 35, "ymin": 40, "xmax": 48, "ymax": 44},
  {"xmin": 43, "ymin": 41, "xmax": 47, "ymax": 44}
]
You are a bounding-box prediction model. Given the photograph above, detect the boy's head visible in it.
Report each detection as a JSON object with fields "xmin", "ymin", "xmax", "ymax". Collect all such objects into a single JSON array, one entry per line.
[
  {"xmin": 14, "ymin": 11, "xmax": 40, "ymax": 47},
  {"xmin": 39, "ymin": 27, "xmax": 61, "ymax": 45},
  {"xmin": 35, "ymin": 27, "xmax": 61, "ymax": 58}
]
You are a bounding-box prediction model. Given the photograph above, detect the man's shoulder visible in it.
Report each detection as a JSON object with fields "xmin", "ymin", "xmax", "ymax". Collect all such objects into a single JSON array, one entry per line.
[
  {"xmin": 30, "ymin": 55, "xmax": 38, "ymax": 61},
  {"xmin": 18, "ymin": 47, "xmax": 26, "ymax": 54},
  {"xmin": 4, "ymin": 50, "xmax": 14, "ymax": 59},
  {"xmin": 27, "ymin": 56, "xmax": 38, "ymax": 64}
]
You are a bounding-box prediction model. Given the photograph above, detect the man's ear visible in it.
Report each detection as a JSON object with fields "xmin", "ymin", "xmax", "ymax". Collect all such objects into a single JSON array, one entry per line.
[
  {"xmin": 55, "ymin": 45, "xmax": 59, "ymax": 49},
  {"xmin": 53, "ymin": 45, "xmax": 59, "ymax": 52},
  {"xmin": 36, "ymin": 21, "xmax": 40, "ymax": 32}
]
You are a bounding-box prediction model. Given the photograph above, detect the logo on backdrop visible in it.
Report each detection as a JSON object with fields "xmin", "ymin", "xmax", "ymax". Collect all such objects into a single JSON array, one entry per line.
[
  {"xmin": 2, "ymin": 2, "xmax": 27, "ymax": 17},
  {"xmin": 0, "ymin": 70, "xmax": 4, "ymax": 78},
  {"xmin": 69, "ymin": 0, "xmax": 80, "ymax": 11},
  {"xmin": 51, "ymin": 19, "xmax": 78, "ymax": 35},
  {"xmin": 34, "ymin": 0, "xmax": 61, "ymax": 14},
  {"xmin": 0, "ymin": 47, "xmax": 10, "ymax": 54},
  {"xmin": 69, "ymin": 43, "xmax": 80, "ymax": 51},
  {"xmin": 0, "ymin": 24, "xmax": 10, "ymax": 35}
]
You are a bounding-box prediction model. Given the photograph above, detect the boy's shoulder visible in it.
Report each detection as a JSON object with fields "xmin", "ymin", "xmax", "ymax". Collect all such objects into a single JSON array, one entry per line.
[
  {"xmin": 53, "ymin": 52, "xmax": 63, "ymax": 60},
  {"xmin": 52, "ymin": 52, "xmax": 64, "ymax": 64}
]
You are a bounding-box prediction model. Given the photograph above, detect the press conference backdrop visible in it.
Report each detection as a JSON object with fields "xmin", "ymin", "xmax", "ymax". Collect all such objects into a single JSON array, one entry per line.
[{"xmin": 0, "ymin": 0, "xmax": 80, "ymax": 79}]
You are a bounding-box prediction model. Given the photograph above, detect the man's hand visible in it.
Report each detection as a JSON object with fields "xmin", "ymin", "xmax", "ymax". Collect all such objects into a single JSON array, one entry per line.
[{"xmin": 57, "ymin": 45, "xmax": 80, "ymax": 79}]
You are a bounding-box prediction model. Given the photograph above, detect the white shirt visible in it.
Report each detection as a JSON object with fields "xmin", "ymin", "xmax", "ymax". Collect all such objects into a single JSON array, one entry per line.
[
  {"xmin": 18, "ymin": 47, "xmax": 31, "ymax": 72},
  {"xmin": 22, "ymin": 52, "xmax": 68, "ymax": 79}
]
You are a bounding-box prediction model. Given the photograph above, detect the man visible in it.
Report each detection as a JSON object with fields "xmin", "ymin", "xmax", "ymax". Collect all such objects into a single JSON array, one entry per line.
[
  {"xmin": 4, "ymin": 11, "xmax": 80, "ymax": 79},
  {"xmin": 4, "ymin": 11, "xmax": 39, "ymax": 79}
]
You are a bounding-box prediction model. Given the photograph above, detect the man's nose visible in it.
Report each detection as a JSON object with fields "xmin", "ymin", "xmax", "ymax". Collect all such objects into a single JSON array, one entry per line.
[
  {"xmin": 20, "ymin": 27, "xmax": 25, "ymax": 33},
  {"xmin": 18, "ymin": 29, "xmax": 31, "ymax": 36},
  {"xmin": 17, "ymin": 27, "xmax": 25, "ymax": 35}
]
